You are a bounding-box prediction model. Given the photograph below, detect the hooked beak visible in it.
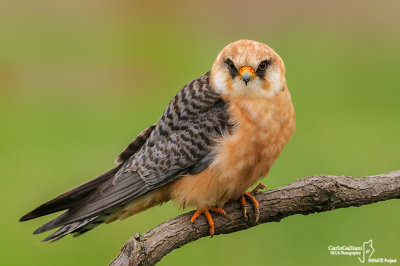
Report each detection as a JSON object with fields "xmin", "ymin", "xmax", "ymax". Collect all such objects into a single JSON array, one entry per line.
[{"xmin": 239, "ymin": 66, "xmax": 255, "ymax": 85}]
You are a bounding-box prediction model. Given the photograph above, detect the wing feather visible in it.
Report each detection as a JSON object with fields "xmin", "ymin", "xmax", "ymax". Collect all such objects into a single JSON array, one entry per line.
[
  {"xmin": 119, "ymin": 72, "xmax": 231, "ymax": 188},
  {"xmin": 19, "ymin": 166, "xmax": 121, "ymax": 221},
  {"xmin": 34, "ymin": 172, "xmax": 147, "ymax": 232},
  {"xmin": 27, "ymin": 72, "xmax": 232, "ymax": 237}
]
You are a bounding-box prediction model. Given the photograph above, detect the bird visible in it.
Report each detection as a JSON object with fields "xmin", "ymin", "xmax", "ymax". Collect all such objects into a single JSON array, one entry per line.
[{"xmin": 20, "ymin": 40, "xmax": 296, "ymax": 241}]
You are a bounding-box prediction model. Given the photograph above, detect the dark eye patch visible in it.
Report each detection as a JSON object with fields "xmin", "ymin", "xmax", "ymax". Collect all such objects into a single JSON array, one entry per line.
[
  {"xmin": 256, "ymin": 59, "xmax": 271, "ymax": 79},
  {"xmin": 225, "ymin": 59, "xmax": 238, "ymax": 79}
]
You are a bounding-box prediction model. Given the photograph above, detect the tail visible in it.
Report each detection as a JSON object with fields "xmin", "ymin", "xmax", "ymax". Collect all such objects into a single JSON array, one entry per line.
[
  {"xmin": 20, "ymin": 166, "xmax": 121, "ymax": 242},
  {"xmin": 41, "ymin": 216, "xmax": 101, "ymax": 242},
  {"xmin": 41, "ymin": 214, "xmax": 119, "ymax": 242},
  {"xmin": 38, "ymin": 185, "xmax": 170, "ymax": 242},
  {"xmin": 20, "ymin": 166, "xmax": 121, "ymax": 222}
]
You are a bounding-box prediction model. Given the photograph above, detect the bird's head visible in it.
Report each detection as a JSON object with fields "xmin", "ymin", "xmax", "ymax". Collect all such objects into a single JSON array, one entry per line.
[{"xmin": 210, "ymin": 40, "xmax": 286, "ymax": 99}]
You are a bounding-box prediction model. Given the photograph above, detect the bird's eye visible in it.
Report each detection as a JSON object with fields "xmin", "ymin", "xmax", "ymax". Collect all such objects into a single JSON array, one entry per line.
[
  {"xmin": 258, "ymin": 60, "xmax": 269, "ymax": 71},
  {"xmin": 226, "ymin": 59, "xmax": 236, "ymax": 70}
]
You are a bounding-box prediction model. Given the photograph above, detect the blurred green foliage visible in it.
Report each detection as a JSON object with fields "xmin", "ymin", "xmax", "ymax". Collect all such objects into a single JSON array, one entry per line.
[{"xmin": 0, "ymin": 1, "xmax": 399, "ymax": 265}]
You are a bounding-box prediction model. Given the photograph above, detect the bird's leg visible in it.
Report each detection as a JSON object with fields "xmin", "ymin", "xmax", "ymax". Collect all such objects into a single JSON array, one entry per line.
[
  {"xmin": 244, "ymin": 192, "xmax": 260, "ymax": 223},
  {"xmin": 240, "ymin": 183, "xmax": 267, "ymax": 223},
  {"xmin": 239, "ymin": 195, "xmax": 248, "ymax": 221},
  {"xmin": 190, "ymin": 207, "xmax": 226, "ymax": 236}
]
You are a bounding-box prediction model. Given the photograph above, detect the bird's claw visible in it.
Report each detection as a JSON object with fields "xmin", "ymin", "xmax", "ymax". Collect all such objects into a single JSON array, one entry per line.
[
  {"xmin": 240, "ymin": 187, "xmax": 264, "ymax": 224},
  {"xmin": 239, "ymin": 195, "xmax": 248, "ymax": 222},
  {"xmin": 251, "ymin": 183, "xmax": 267, "ymax": 195},
  {"xmin": 190, "ymin": 207, "xmax": 226, "ymax": 237}
]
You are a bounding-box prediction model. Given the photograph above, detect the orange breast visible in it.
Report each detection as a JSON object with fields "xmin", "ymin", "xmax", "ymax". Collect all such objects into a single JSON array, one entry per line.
[{"xmin": 171, "ymin": 87, "xmax": 296, "ymax": 209}]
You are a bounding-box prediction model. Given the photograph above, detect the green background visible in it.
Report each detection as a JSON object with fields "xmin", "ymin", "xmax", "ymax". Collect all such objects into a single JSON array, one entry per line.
[{"xmin": 1, "ymin": 0, "xmax": 399, "ymax": 265}]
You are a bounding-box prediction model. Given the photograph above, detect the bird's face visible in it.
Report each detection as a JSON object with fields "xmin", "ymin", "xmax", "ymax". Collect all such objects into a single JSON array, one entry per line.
[{"xmin": 210, "ymin": 40, "xmax": 286, "ymax": 99}]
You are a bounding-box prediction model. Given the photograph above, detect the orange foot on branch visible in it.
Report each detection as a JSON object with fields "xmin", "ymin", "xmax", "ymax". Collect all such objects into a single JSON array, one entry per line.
[
  {"xmin": 240, "ymin": 183, "xmax": 267, "ymax": 223},
  {"xmin": 252, "ymin": 183, "xmax": 267, "ymax": 194},
  {"xmin": 190, "ymin": 207, "xmax": 226, "ymax": 236}
]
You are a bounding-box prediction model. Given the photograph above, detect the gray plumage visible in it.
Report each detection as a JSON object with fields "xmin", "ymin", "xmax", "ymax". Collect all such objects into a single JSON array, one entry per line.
[{"xmin": 20, "ymin": 72, "xmax": 232, "ymax": 241}]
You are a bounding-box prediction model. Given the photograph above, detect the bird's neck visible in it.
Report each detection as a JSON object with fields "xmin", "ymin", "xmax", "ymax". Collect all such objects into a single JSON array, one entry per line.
[{"xmin": 222, "ymin": 87, "xmax": 295, "ymax": 131}]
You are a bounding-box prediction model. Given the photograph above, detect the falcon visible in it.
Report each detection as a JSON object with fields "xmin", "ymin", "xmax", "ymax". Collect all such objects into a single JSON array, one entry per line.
[{"xmin": 20, "ymin": 40, "xmax": 296, "ymax": 240}]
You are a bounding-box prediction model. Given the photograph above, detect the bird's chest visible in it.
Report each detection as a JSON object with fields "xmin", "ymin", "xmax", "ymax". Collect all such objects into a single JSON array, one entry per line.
[{"xmin": 210, "ymin": 91, "xmax": 295, "ymax": 200}]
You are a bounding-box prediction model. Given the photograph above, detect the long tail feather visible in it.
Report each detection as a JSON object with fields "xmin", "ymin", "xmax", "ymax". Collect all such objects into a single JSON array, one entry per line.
[
  {"xmin": 20, "ymin": 166, "xmax": 121, "ymax": 222},
  {"xmin": 41, "ymin": 216, "xmax": 101, "ymax": 242}
]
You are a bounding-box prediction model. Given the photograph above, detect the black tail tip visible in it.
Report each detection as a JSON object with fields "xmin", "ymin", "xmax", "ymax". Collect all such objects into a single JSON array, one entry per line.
[
  {"xmin": 19, "ymin": 212, "xmax": 35, "ymax": 222},
  {"xmin": 33, "ymin": 226, "xmax": 47, "ymax": 235}
]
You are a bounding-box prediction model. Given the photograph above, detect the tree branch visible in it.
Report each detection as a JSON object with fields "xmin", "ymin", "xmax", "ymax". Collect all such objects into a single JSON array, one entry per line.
[{"xmin": 110, "ymin": 170, "xmax": 400, "ymax": 266}]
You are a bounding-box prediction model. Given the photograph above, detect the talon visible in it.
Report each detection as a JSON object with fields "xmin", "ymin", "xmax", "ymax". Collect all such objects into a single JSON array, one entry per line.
[
  {"xmin": 203, "ymin": 209, "xmax": 214, "ymax": 236},
  {"xmin": 190, "ymin": 209, "xmax": 203, "ymax": 223},
  {"xmin": 252, "ymin": 183, "xmax": 267, "ymax": 194},
  {"xmin": 244, "ymin": 192, "xmax": 260, "ymax": 223},
  {"xmin": 209, "ymin": 207, "xmax": 226, "ymax": 216},
  {"xmin": 239, "ymin": 195, "xmax": 248, "ymax": 221},
  {"xmin": 190, "ymin": 207, "xmax": 226, "ymax": 236}
]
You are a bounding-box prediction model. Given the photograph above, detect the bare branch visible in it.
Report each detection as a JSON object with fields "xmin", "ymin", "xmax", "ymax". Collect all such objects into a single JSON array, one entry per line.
[{"xmin": 110, "ymin": 170, "xmax": 400, "ymax": 266}]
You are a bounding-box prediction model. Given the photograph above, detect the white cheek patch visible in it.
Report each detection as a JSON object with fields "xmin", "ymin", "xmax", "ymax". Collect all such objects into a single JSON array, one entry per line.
[
  {"xmin": 212, "ymin": 70, "xmax": 228, "ymax": 94},
  {"xmin": 267, "ymin": 67, "xmax": 284, "ymax": 95}
]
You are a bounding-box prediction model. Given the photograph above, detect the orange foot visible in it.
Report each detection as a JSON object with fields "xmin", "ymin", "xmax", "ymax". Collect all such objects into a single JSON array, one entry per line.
[
  {"xmin": 252, "ymin": 183, "xmax": 267, "ymax": 194},
  {"xmin": 240, "ymin": 183, "xmax": 267, "ymax": 223},
  {"xmin": 190, "ymin": 207, "xmax": 226, "ymax": 236}
]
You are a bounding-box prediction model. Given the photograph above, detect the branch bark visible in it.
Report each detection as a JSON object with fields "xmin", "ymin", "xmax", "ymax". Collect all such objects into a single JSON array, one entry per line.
[{"xmin": 110, "ymin": 170, "xmax": 400, "ymax": 266}]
